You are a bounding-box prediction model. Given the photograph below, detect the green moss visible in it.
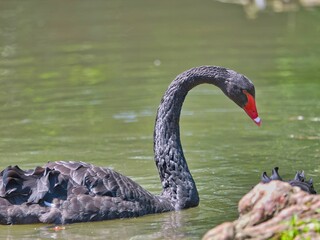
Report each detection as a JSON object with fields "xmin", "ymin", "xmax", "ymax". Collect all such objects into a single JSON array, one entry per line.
[{"xmin": 275, "ymin": 213, "xmax": 320, "ymax": 240}]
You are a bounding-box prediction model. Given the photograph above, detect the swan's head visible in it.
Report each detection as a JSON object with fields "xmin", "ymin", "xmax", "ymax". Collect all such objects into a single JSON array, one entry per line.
[{"xmin": 223, "ymin": 70, "xmax": 261, "ymax": 126}]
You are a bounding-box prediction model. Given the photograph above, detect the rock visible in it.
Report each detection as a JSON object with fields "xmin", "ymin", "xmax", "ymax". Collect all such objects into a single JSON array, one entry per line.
[
  {"xmin": 203, "ymin": 222, "xmax": 235, "ymax": 240},
  {"xmin": 203, "ymin": 181, "xmax": 320, "ymax": 240}
]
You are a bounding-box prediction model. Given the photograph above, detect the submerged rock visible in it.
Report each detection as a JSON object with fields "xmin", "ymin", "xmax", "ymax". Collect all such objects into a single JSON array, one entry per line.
[{"xmin": 203, "ymin": 181, "xmax": 320, "ymax": 240}]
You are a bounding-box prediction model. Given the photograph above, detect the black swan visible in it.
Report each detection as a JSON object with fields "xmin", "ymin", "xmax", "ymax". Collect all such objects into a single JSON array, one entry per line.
[
  {"xmin": 0, "ymin": 66, "xmax": 261, "ymax": 224},
  {"xmin": 261, "ymin": 167, "xmax": 316, "ymax": 194}
]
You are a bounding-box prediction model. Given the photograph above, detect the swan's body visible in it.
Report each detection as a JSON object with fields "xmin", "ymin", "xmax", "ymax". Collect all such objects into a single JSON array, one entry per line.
[{"xmin": 0, "ymin": 66, "xmax": 261, "ymax": 224}]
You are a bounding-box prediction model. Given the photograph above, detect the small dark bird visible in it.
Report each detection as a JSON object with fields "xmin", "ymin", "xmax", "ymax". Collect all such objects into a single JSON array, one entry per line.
[{"xmin": 261, "ymin": 167, "xmax": 316, "ymax": 194}]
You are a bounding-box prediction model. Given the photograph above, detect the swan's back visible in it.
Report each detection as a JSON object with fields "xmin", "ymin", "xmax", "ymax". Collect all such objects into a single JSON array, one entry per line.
[{"xmin": 0, "ymin": 161, "xmax": 172, "ymax": 224}]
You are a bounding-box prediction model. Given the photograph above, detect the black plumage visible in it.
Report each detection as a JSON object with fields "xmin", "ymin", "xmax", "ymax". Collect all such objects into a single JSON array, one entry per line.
[
  {"xmin": 0, "ymin": 66, "xmax": 260, "ymax": 224},
  {"xmin": 261, "ymin": 167, "xmax": 316, "ymax": 194}
]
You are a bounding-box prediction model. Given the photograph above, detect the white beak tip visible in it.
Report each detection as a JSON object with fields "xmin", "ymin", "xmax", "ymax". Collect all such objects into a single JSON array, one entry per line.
[{"xmin": 254, "ymin": 117, "xmax": 261, "ymax": 126}]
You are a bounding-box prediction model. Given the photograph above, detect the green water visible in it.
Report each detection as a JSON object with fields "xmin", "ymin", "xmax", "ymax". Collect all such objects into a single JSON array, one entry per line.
[{"xmin": 0, "ymin": 1, "xmax": 319, "ymax": 239}]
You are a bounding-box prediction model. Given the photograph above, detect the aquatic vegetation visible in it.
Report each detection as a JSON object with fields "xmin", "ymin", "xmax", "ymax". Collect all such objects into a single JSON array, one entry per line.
[{"xmin": 277, "ymin": 214, "xmax": 320, "ymax": 240}]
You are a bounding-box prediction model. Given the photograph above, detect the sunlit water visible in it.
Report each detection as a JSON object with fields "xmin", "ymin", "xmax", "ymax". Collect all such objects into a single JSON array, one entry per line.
[{"xmin": 0, "ymin": 1, "xmax": 319, "ymax": 239}]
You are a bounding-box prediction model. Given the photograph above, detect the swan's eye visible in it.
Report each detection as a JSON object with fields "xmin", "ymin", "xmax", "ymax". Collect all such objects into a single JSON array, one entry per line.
[
  {"xmin": 242, "ymin": 90, "xmax": 252, "ymax": 105},
  {"xmin": 242, "ymin": 90, "xmax": 255, "ymax": 102},
  {"xmin": 236, "ymin": 89, "xmax": 247, "ymax": 105}
]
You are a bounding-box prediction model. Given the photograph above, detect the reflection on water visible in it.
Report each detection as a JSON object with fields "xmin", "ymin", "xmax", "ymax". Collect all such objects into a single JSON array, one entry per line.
[
  {"xmin": 1, "ymin": 210, "xmax": 202, "ymax": 240},
  {"xmin": 217, "ymin": 0, "xmax": 320, "ymax": 18},
  {"xmin": 0, "ymin": 0, "xmax": 319, "ymax": 239}
]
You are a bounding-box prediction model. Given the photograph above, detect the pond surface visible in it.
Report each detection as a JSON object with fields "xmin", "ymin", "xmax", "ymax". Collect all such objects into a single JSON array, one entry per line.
[{"xmin": 0, "ymin": 0, "xmax": 319, "ymax": 239}]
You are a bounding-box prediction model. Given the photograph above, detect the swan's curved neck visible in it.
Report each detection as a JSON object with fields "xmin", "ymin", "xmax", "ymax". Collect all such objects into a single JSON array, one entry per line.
[{"xmin": 154, "ymin": 66, "xmax": 229, "ymax": 209}]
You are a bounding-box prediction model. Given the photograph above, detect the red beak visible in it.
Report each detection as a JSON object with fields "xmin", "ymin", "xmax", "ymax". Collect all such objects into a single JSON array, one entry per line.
[{"xmin": 243, "ymin": 90, "xmax": 261, "ymax": 126}]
